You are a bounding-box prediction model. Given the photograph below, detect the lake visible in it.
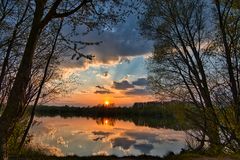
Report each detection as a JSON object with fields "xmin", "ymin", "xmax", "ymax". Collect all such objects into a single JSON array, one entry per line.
[{"xmin": 30, "ymin": 116, "xmax": 186, "ymax": 157}]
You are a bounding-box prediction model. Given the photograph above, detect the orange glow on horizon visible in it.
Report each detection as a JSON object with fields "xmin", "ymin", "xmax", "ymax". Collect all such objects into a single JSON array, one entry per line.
[
  {"xmin": 52, "ymin": 92, "xmax": 156, "ymax": 107},
  {"xmin": 104, "ymin": 100, "xmax": 110, "ymax": 106}
]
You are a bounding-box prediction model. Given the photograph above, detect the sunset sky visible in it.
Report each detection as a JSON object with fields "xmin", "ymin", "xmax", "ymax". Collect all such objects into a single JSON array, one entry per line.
[{"xmin": 51, "ymin": 15, "xmax": 156, "ymax": 106}]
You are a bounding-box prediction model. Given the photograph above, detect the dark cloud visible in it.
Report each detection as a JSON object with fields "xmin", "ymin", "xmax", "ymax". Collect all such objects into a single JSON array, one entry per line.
[
  {"xmin": 92, "ymin": 137, "xmax": 105, "ymax": 141},
  {"xmin": 133, "ymin": 144, "xmax": 154, "ymax": 154},
  {"xmin": 132, "ymin": 78, "xmax": 148, "ymax": 86},
  {"xmin": 167, "ymin": 139, "xmax": 179, "ymax": 142},
  {"xmin": 62, "ymin": 15, "xmax": 153, "ymax": 68},
  {"xmin": 111, "ymin": 137, "xmax": 136, "ymax": 150},
  {"xmin": 92, "ymin": 131, "xmax": 112, "ymax": 141},
  {"xmin": 94, "ymin": 90, "xmax": 113, "ymax": 94},
  {"xmin": 125, "ymin": 132, "xmax": 157, "ymax": 140},
  {"xmin": 119, "ymin": 57, "xmax": 131, "ymax": 64},
  {"xmin": 112, "ymin": 80, "xmax": 134, "ymax": 90},
  {"xmin": 125, "ymin": 131, "xmax": 163, "ymax": 144},
  {"xmin": 103, "ymin": 71, "xmax": 109, "ymax": 77},
  {"xmin": 125, "ymin": 88, "xmax": 150, "ymax": 95},
  {"xmin": 83, "ymin": 15, "xmax": 153, "ymax": 63},
  {"xmin": 96, "ymin": 86, "xmax": 106, "ymax": 90},
  {"xmin": 92, "ymin": 131, "xmax": 112, "ymax": 136},
  {"xmin": 94, "ymin": 86, "xmax": 113, "ymax": 94}
]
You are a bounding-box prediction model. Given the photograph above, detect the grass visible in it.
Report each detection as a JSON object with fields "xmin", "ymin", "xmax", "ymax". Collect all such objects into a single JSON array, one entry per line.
[
  {"xmin": 11, "ymin": 154, "xmax": 240, "ymax": 160},
  {"xmin": 10, "ymin": 148, "xmax": 240, "ymax": 160}
]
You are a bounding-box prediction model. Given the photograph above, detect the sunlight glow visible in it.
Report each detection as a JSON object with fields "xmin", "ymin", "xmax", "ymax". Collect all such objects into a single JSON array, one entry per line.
[
  {"xmin": 104, "ymin": 100, "xmax": 110, "ymax": 106},
  {"xmin": 104, "ymin": 119, "xmax": 108, "ymax": 124}
]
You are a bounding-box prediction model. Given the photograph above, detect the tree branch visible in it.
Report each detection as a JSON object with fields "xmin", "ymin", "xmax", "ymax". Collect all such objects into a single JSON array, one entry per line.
[{"xmin": 53, "ymin": 0, "xmax": 89, "ymax": 18}]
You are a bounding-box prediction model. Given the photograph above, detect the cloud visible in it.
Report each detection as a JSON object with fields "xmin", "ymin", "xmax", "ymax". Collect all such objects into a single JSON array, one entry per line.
[
  {"xmin": 125, "ymin": 88, "xmax": 150, "ymax": 95},
  {"xmin": 119, "ymin": 57, "xmax": 131, "ymax": 64},
  {"xmin": 96, "ymin": 86, "xmax": 106, "ymax": 90},
  {"xmin": 133, "ymin": 144, "xmax": 154, "ymax": 154},
  {"xmin": 92, "ymin": 151, "xmax": 109, "ymax": 156},
  {"xmin": 71, "ymin": 130, "xmax": 84, "ymax": 135},
  {"xmin": 111, "ymin": 137, "xmax": 136, "ymax": 150},
  {"xmin": 124, "ymin": 131, "xmax": 162, "ymax": 144},
  {"xmin": 94, "ymin": 90, "xmax": 113, "ymax": 94},
  {"xmin": 81, "ymin": 15, "xmax": 153, "ymax": 64},
  {"xmin": 60, "ymin": 15, "xmax": 153, "ymax": 69},
  {"xmin": 92, "ymin": 131, "xmax": 112, "ymax": 136},
  {"xmin": 56, "ymin": 136, "xmax": 69, "ymax": 148},
  {"xmin": 112, "ymin": 80, "xmax": 134, "ymax": 90},
  {"xmin": 125, "ymin": 131, "xmax": 157, "ymax": 140},
  {"xmin": 92, "ymin": 131, "xmax": 113, "ymax": 141},
  {"xmin": 132, "ymin": 78, "xmax": 148, "ymax": 86},
  {"xmin": 94, "ymin": 86, "xmax": 113, "ymax": 94},
  {"xmin": 103, "ymin": 71, "xmax": 109, "ymax": 77},
  {"xmin": 32, "ymin": 143, "xmax": 64, "ymax": 156}
]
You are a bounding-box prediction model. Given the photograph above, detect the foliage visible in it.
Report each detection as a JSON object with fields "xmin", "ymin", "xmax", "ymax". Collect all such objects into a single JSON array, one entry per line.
[{"xmin": 7, "ymin": 113, "xmax": 32, "ymax": 155}]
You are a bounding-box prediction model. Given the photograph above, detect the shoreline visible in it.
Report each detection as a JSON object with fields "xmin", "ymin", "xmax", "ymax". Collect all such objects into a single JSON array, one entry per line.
[{"xmin": 12, "ymin": 153, "xmax": 240, "ymax": 160}]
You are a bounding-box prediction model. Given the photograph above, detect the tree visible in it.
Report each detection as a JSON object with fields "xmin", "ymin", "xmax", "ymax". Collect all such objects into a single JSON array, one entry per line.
[
  {"xmin": 0, "ymin": 0, "xmax": 137, "ymax": 159},
  {"xmin": 214, "ymin": 0, "xmax": 240, "ymax": 123},
  {"xmin": 140, "ymin": 0, "xmax": 240, "ymax": 151}
]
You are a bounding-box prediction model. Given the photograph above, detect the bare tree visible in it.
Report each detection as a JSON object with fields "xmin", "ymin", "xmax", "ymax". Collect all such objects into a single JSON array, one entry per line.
[
  {"xmin": 140, "ymin": 0, "xmax": 225, "ymax": 151},
  {"xmin": 214, "ymin": 0, "xmax": 240, "ymax": 123},
  {"xmin": 141, "ymin": 0, "xmax": 240, "ymax": 152}
]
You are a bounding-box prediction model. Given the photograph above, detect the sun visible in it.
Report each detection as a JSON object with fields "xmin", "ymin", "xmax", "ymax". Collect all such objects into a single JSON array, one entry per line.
[{"xmin": 104, "ymin": 100, "xmax": 110, "ymax": 106}]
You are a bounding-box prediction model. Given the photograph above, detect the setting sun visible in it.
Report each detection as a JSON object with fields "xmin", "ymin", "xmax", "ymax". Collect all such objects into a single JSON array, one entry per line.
[{"xmin": 104, "ymin": 100, "xmax": 110, "ymax": 106}]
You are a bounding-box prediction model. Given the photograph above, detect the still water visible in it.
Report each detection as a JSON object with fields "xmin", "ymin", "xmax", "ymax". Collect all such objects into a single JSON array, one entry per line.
[{"xmin": 30, "ymin": 116, "xmax": 186, "ymax": 157}]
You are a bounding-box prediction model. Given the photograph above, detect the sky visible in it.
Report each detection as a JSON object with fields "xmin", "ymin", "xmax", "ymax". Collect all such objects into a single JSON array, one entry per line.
[{"xmin": 51, "ymin": 15, "xmax": 155, "ymax": 107}]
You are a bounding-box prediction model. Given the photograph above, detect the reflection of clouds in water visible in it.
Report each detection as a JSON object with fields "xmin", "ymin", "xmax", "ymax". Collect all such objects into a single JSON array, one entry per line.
[
  {"xmin": 30, "ymin": 124, "xmax": 49, "ymax": 136},
  {"xmin": 92, "ymin": 137, "xmax": 105, "ymax": 141},
  {"xmin": 167, "ymin": 138, "xmax": 179, "ymax": 142},
  {"xmin": 71, "ymin": 130, "xmax": 84, "ymax": 136},
  {"xmin": 125, "ymin": 131, "xmax": 157, "ymax": 139},
  {"xmin": 111, "ymin": 137, "xmax": 136, "ymax": 150},
  {"xmin": 57, "ymin": 136, "xmax": 69, "ymax": 148},
  {"xmin": 113, "ymin": 127, "xmax": 125, "ymax": 131},
  {"xmin": 30, "ymin": 123, "xmax": 58, "ymax": 141},
  {"xmin": 31, "ymin": 117, "xmax": 186, "ymax": 157},
  {"xmin": 92, "ymin": 150, "xmax": 109, "ymax": 156},
  {"xmin": 151, "ymin": 141, "xmax": 186, "ymax": 157},
  {"xmin": 155, "ymin": 128, "xmax": 186, "ymax": 141},
  {"xmin": 124, "ymin": 131, "xmax": 180, "ymax": 144},
  {"xmin": 133, "ymin": 143, "xmax": 154, "ymax": 154},
  {"xmin": 48, "ymin": 128, "xmax": 57, "ymax": 139},
  {"xmin": 91, "ymin": 131, "xmax": 114, "ymax": 142},
  {"xmin": 92, "ymin": 131, "xmax": 112, "ymax": 136},
  {"xmin": 31, "ymin": 143, "xmax": 64, "ymax": 156},
  {"xmin": 124, "ymin": 131, "xmax": 161, "ymax": 144}
]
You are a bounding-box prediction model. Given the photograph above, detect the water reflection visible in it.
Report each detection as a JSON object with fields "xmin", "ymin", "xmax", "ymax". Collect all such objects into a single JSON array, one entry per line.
[
  {"xmin": 30, "ymin": 116, "xmax": 186, "ymax": 157},
  {"xmin": 96, "ymin": 118, "xmax": 116, "ymax": 126}
]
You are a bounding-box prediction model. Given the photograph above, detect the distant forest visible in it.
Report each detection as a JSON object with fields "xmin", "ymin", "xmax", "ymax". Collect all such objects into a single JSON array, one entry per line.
[{"xmin": 35, "ymin": 101, "xmax": 193, "ymax": 130}]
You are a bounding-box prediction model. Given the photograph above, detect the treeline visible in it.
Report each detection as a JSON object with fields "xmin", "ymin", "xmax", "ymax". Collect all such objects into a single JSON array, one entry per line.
[{"xmin": 35, "ymin": 102, "xmax": 193, "ymax": 130}]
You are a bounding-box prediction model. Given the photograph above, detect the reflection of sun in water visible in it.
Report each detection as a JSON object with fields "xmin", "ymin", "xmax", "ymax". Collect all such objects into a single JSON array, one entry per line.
[
  {"xmin": 104, "ymin": 119, "xmax": 108, "ymax": 124},
  {"xmin": 104, "ymin": 100, "xmax": 109, "ymax": 106}
]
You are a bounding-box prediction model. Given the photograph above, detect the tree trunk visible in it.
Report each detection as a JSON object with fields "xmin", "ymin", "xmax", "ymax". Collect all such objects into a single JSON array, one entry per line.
[
  {"xmin": 0, "ymin": 1, "xmax": 46, "ymax": 159},
  {"xmin": 17, "ymin": 19, "xmax": 63, "ymax": 153},
  {"xmin": 0, "ymin": 138, "xmax": 7, "ymax": 160}
]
